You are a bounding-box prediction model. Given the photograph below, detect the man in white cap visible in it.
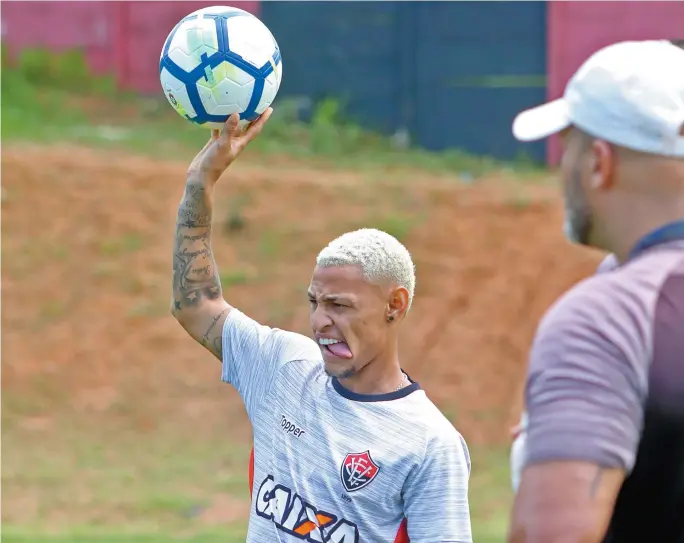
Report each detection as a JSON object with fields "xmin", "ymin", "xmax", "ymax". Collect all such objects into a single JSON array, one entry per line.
[{"xmin": 506, "ymin": 40, "xmax": 684, "ymax": 543}]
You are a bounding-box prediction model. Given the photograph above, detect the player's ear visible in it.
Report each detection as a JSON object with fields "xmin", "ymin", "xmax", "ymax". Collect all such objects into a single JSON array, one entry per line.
[{"xmin": 387, "ymin": 286, "xmax": 409, "ymax": 321}]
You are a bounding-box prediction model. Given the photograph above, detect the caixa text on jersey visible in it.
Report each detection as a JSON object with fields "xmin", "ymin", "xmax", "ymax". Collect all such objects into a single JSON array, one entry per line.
[{"xmin": 256, "ymin": 475, "xmax": 360, "ymax": 542}]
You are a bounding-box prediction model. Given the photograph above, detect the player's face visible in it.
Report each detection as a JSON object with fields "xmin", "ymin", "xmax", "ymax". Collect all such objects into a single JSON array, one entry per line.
[
  {"xmin": 308, "ymin": 265, "xmax": 391, "ymax": 379},
  {"xmin": 559, "ymin": 128, "xmax": 595, "ymax": 246}
]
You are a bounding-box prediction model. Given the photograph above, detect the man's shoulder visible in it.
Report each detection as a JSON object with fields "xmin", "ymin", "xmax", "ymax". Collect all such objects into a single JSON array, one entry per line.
[
  {"xmin": 529, "ymin": 254, "xmax": 670, "ymax": 376},
  {"xmin": 540, "ymin": 259, "xmax": 663, "ymax": 335},
  {"xmin": 276, "ymin": 354, "xmax": 326, "ymax": 382},
  {"xmin": 544, "ymin": 246, "xmax": 684, "ymax": 332},
  {"xmin": 400, "ymin": 392, "xmax": 466, "ymax": 448},
  {"xmin": 394, "ymin": 394, "xmax": 471, "ymax": 478}
]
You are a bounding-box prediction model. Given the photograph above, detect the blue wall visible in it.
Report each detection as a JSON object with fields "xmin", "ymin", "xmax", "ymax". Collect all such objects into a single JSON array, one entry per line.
[{"xmin": 261, "ymin": 1, "xmax": 547, "ymax": 162}]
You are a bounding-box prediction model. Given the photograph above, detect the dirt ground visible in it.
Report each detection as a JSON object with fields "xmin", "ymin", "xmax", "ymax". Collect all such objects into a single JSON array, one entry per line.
[{"xmin": 2, "ymin": 143, "xmax": 604, "ymax": 448}]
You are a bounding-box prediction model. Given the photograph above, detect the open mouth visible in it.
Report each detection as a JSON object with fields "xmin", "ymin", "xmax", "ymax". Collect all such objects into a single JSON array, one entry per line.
[
  {"xmin": 318, "ymin": 340, "xmax": 353, "ymax": 359},
  {"xmin": 322, "ymin": 344, "xmax": 336, "ymax": 356}
]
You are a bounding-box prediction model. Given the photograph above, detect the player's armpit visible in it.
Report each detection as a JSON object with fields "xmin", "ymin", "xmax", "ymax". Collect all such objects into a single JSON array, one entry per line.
[{"xmin": 507, "ymin": 460, "xmax": 626, "ymax": 543}]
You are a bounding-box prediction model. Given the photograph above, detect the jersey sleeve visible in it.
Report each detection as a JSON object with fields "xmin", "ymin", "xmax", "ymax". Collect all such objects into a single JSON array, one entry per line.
[
  {"xmin": 403, "ymin": 430, "xmax": 473, "ymax": 542},
  {"xmin": 510, "ymin": 254, "xmax": 621, "ymax": 492},
  {"xmin": 524, "ymin": 277, "xmax": 650, "ymax": 472},
  {"xmin": 221, "ymin": 308, "xmax": 320, "ymax": 417}
]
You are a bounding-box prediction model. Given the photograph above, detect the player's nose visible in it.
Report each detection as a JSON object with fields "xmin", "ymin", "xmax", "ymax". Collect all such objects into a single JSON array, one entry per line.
[{"xmin": 310, "ymin": 305, "xmax": 334, "ymax": 332}]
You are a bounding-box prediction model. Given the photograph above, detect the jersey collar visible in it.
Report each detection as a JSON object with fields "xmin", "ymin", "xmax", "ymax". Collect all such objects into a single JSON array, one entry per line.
[
  {"xmin": 628, "ymin": 219, "xmax": 684, "ymax": 261},
  {"xmin": 332, "ymin": 373, "xmax": 421, "ymax": 403}
]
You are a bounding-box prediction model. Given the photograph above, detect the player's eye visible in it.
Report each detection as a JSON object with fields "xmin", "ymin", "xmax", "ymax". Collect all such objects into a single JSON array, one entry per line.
[{"xmin": 308, "ymin": 298, "xmax": 317, "ymax": 306}]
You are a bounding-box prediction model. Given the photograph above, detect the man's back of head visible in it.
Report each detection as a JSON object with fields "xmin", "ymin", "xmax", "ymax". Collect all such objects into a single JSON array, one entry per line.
[{"xmin": 513, "ymin": 39, "xmax": 684, "ymax": 262}]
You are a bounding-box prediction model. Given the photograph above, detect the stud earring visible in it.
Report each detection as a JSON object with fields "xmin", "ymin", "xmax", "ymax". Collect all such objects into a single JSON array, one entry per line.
[{"xmin": 388, "ymin": 315, "xmax": 395, "ymax": 322}]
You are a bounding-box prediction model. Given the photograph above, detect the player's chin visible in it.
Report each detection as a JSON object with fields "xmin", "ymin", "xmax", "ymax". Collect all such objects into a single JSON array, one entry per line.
[
  {"xmin": 321, "ymin": 353, "xmax": 355, "ymax": 378},
  {"xmin": 324, "ymin": 365, "xmax": 356, "ymax": 380}
]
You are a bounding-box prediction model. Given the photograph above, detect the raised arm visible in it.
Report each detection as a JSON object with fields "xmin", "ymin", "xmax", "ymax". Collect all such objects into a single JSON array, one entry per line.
[{"xmin": 171, "ymin": 110, "xmax": 272, "ymax": 360}]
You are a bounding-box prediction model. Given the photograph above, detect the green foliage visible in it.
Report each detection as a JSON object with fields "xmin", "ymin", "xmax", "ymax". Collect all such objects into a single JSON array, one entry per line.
[
  {"xmin": 367, "ymin": 214, "xmax": 415, "ymax": 242},
  {"xmin": 99, "ymin": 234, "xmax": 143, "ymax": 256},
  {"xmin": 220, "ymin": 269, "xmax": 251, "ymax": 286},
  {"xmin": 2, "ymin": 48, "xmax": 92, "ymax": 139},
  {"xmin": 1, "ymin": 47, "xmax": 546, "ymax": 178},
  {"xmin": 11, "ymin": 47, "xmax": 117, "ymax": 94},
  {"xmin": 258, "ymin": 229, "xmax": 283, "ymax": 258}
]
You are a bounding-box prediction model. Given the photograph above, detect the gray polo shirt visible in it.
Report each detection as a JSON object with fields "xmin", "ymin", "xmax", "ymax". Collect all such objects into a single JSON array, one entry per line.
[{"xmin": 519, "ymin": 225, "xmax": 684, "ymax": 542}]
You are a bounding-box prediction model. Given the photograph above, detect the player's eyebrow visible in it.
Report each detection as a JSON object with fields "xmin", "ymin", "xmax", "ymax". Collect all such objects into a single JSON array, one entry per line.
[{"xmin": 307, "ymin": 292, "xmax": 348, "ymax": 303}]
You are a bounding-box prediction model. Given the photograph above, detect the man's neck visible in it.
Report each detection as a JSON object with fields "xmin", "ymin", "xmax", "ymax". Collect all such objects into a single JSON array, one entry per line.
[
  {"xmin": 337, "ymin": 351, "xmax": 404, "ymax": 396},
  {"xmin": 610, "ymin": 212, "xmax": 684, "ymax": 263}
]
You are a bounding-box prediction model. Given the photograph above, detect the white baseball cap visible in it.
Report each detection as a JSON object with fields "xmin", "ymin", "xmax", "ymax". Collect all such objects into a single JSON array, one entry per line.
[{"xmin": 512, "ymin": 40, "xmax": 684, "ymax": 157}]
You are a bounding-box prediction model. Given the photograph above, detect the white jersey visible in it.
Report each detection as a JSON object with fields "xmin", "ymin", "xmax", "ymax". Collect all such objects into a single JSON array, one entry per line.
[{"xmin": 222, "ymin": 309, "xmax": 473, "ymax": 543}]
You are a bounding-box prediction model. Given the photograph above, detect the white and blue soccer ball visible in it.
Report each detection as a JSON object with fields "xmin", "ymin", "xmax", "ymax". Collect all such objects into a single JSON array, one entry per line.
[{"xmin": 159, "ymin": 5, "xmax": 282, "ymax": 129}]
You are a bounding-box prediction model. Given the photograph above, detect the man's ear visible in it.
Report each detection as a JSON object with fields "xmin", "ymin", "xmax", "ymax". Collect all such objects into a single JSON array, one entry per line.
[
  {"xmin": 387, "ymin": 286, "xmax": 409, "ymax": 321},
  {"xmin": 589, "ymin": 139, "xmax": 616, "ymax": 191}
]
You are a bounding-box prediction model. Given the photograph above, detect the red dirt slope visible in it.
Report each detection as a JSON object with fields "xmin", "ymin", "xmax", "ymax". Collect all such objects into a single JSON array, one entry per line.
[{"xmin": 2, "ymin": 144, "xmax": 604, "ymax": 446}]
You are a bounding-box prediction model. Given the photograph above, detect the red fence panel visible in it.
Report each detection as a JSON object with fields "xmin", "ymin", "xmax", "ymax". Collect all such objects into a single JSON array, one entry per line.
[
  {"xmin": 117, "ymin": 1, "xmax": 260, "ymax": 93},
  {"xmin": 2, "ymin": 1, "xmax": 260, "ymax": 92},
  {"xmin": 2, "ymin": 1, "xmax": 118, "ymax": 74},
  {"xmin": 546, "ymin": 1, "xmax": 684, "ymax": 165}
]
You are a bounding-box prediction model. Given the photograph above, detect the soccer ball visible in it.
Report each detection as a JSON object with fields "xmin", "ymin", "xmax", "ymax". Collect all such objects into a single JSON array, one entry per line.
[{"xmin": 159, "ymin": 5, "xmax": 282, "ymax": 129}]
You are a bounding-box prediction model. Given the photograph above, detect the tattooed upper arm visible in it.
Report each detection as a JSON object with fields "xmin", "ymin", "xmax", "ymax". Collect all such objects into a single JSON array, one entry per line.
[
  {"xmin": 171, "ymin": 179, "xmax": 232, "ymax": 360},
  {"xmin": 179, "ymin": 301, "xmax": 232, "ymax": 360}
]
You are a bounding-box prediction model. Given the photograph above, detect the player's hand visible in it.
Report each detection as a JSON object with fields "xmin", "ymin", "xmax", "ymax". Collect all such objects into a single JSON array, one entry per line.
[{"xmin": 188, "ymin": 108, "xmax": 273, "ymax": 184}]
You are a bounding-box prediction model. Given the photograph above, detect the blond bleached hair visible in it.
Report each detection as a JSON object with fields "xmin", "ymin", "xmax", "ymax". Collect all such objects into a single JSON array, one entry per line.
[{"xmin": 315, "ymin": 228, "xmax": 416, "ymax": 310}]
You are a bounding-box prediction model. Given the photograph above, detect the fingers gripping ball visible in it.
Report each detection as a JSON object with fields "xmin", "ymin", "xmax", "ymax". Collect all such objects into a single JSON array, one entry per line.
[{"xmin": 159, "ymin": 5, "xmax": 283, "ymax": 129}]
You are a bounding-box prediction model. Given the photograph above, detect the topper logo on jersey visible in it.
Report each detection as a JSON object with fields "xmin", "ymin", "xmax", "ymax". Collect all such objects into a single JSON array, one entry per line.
[
  {"xmin": 256, "ymin": 475, "xmax": 360, "ymax": 542},
  {"xmin": 340, "ymin": 451, "xmax": 380, "ymax": 493}
]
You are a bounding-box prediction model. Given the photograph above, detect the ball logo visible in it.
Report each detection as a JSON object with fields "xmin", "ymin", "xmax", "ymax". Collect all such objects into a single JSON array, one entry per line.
[
  {"xmin": 203, "ymin": 65, "xmax": 216, "ymax": 85},
  {"xmin": 340, "ymin": 451, "xmax": 380, "ymax": 493},
  {"xmin": 168, "ymin": 92, "xmax": 178, "ymax": 107}
]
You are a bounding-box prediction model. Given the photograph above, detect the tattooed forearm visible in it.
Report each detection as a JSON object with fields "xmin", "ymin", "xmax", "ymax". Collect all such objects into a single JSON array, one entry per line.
[
  {"xmin": 171, "ymin": 181, "xmax": 222, "ymax": 312},
  {"xmin": 177, "ymin": 183, "xmax": 213, "ymax": 228}
]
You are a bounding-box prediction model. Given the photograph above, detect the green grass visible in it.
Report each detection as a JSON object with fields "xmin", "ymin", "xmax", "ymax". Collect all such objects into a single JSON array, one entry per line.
[
  {"xmin": 3, "ymin": 400, "xmax": 514, "ymax": 542},
  {"xmin": 1, "ymin": 528, "xmax": 249, "ymax": 543},
  {"xmin": 1, "ymin": 47, "xmax": 545, "ymax": 178},
  {"xmin": 363, "ymin": 213, "xmax": 416, "ymax": 242},
  {"xmin": 220, "ymin": 269, "xmax": 252, "ymax": 286},
  {"xmin": 99, "ymin": 234, "xmax": 144, "ymax": 256},
  {"xmin": 3, "ymin": 412, "xmax": 514, "ymax": 541},
  {"xmin": 3, "ymin": 517, "xmax": 508, "ymax": 542}
]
